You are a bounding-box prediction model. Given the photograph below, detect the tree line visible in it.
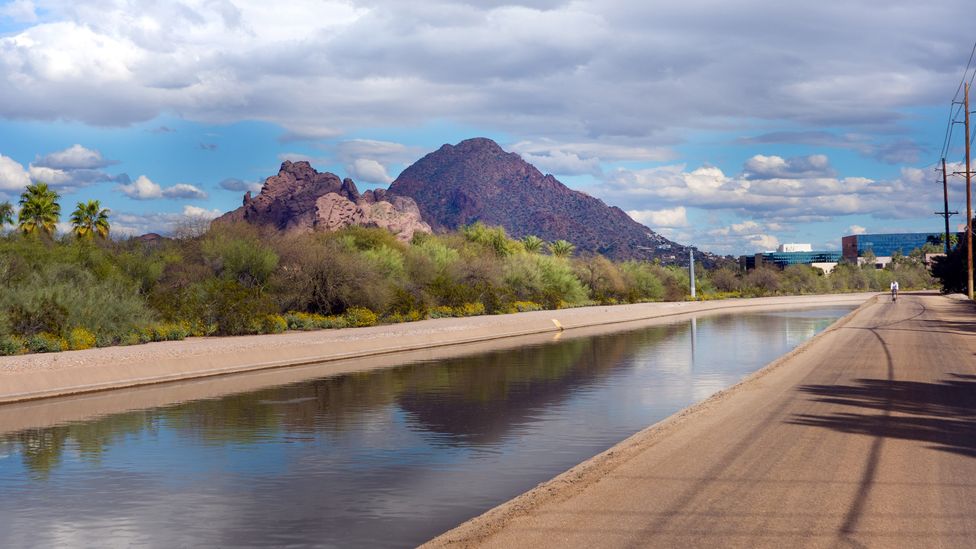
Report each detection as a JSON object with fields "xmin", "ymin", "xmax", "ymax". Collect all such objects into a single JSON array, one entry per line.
[{"xmin": 0, "ymin": 185, "xmax": 945, "ymax": 355}]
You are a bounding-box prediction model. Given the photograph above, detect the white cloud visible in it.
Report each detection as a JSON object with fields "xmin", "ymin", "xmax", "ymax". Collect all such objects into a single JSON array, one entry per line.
[
  {"xmin": 751, "ymin": 234, "xmax": 780, "ymax": 251},
  {"xmin": 164, "ymin": 183, "xmax": 208, "ymax": 200},
  {"xmin": 848, "ymin": 224, "xmax": 867, "ymax": 235},
  {"xmin": 0, "ymin": 154, "xmax": 30, "ymax": 191},
  {"xmin": 27, "ymin": 164, "xmax": 72, "ymax": 185},
  {"xmin": 182, "ymin": 205, "xmax": 221, "ymax": 219},
  {"xmin": 743, "ymin": 154, "xmax": 834, "ymax": 180},
  {"xmin": 34, "ymin": 144, "xmax": 114, "ymax": 169},
  {"xmin": 627, "ymin": 206, "xmax": 688, "ymax": 228},
  {"xmin": 277, "ymin": 152, "xmax": 320, "ymax": 164},
  {"xmin": 118, "ymin": 175, "xmax": 163, "ymax": 199},
  {"xmin": 600, "ymin": 154, "xmax": 932, "ymax": 222},
  {"xmin": 0, "ymin": 0, "xmax": 38, "ymax": 23},
  {"xmin": 347, "ymin": 158, "xmax": 392, "ymax": 184},
  {"xmin": 219, "ymin": 178, "xmax": 263, "ymax": 193},
  {"xmin": 0, "ymin": 0, "xmax": 965, "ymax": 151},
  {"xmin": 118, "ymin": 176, "xmax": 207, "ymax": 200}
]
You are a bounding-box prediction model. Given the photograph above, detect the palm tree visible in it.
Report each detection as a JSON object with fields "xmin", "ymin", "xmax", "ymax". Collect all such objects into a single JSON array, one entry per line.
[
  {"xmin": 548, "ymin": 239, "xmax": 576, "ymax": 258},
  {"xmin": 70, "ymin": 200, "xmax": 111, "ymax": 240},
  {"xmin": 0, "ymin": 201, "xmax": 13, "ymax": 231},
  {"xmin": 521, "ymin": 235, "xmax": 544, "ymax": 254},
  {"xmin": 18, "ymin": 182, "xmax": 61, "ymax": 237}
]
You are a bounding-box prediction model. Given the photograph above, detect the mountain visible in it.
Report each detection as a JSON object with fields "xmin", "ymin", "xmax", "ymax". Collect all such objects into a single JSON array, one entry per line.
[
  {"xmin": 215, "ymin": 160, "xmax": 431, "ymax": 242},
  {"xmin": 388, "ymin": 137, "xmax": 703, "ymax": 264}
]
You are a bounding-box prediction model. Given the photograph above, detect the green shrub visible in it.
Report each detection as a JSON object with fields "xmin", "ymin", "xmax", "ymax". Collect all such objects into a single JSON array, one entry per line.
[
  {"xmin": 26, "ymin": 332, "xmax": 65, "ymax": 353},
  {"xmin": 344, "ymin": 307, "xmax": 378, "ymax": 327},
  {"xmin": 429, "ymin": 305, "xmax": 455, "ymax": 319},
  {"xmin": 454, "ymin": 302, "xmax": 486, "ymax": 317},
  {"xmin": 512, "ymin": 300, "xmax": 542, "ymax": 312},
  {"xmin": 260, "ymin": 314, "xmax": 288, "ymax": 334},
  {"xmin": 0, "ymin": 335, "xmax": 26, "ymax": 356},
  {"xmin": 67, "ymin": 327, "xmax": 96, "ymax": 350}
]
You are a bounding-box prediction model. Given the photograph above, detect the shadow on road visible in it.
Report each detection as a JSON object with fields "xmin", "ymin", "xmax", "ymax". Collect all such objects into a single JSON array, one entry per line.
[{"xmin": 790, "ymin": 376, "xmax": 976, "ymax": 458}]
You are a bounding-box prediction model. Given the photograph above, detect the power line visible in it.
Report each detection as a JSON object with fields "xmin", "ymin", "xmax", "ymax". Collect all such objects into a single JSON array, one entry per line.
[{"xmin": 939, "ymin": 40, "xmax": 976, "ymax": 161}]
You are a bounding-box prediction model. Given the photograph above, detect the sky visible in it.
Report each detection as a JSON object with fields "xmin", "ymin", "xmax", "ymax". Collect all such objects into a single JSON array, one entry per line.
[{"xmin": 0, "ymin": 0, "xmax": 974, "ymax": 255}]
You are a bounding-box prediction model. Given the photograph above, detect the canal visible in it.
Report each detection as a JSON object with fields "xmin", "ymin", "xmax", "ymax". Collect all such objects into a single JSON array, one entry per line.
[{"xmin": 0, "ymin": 306, "xmax": 853, "ymax": 548}]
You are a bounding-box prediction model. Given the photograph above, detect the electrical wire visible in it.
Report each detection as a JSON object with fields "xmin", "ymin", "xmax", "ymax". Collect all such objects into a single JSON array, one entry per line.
[{"xmin": 938, "ymin": 40, "xmax": 976, "ymax": 162}]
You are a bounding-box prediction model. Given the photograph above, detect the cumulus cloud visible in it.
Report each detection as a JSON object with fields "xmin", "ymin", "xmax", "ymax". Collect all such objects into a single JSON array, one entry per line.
[
  {"xmin": 33, "ymin": 144, "xmax": 115, "ymax": 170},
  {"xmin": 219, "ymin": 178, "xmax": 263, "ymax": 193},
  {"xmin": 182, "ymin": 205, "xmax": 222, "ymax": 219},
  {"xmin": 704, "ymin": 220, "xmax": 782, "ymax": 253},
  {"xmin": 599, "ymin": 153, "xmax": 932, "ymax": 222},
  {"xmin": 0, "ymin": 0, "xmax": 38, "ymax": 22},
  {"xmin": 510, "ymin": 139, "xmax": 675, "ymax": 175},
  {"xmin": 347, "ymin": 158, "xmax": 392, "ymax": 184},
  {"xmin": 743, "ymin": 154, "xmax": 835, "ymax": 180},
  {"xmin": 848, "ymin": 224, "xmax": 867, "ymax": 235},
  {"xmin": 0, "ymin": 0, "xmax": 965, "ymax": 152},
  {"xmin": 333, "ymin": 139, "xmax": 420, "ymax": 184},
  {"xmin": 118, "ymin": 176, "xmax": 207, "ymax": 200},
  {"xmin": 627, "ymin": 206, "xmax": 688, "ymax": 228},
  {"xmin": 111, "ymin": 205, "xmax": 224, "ymax": 236},
  {"xmin": 0, "ymin": 154, "xmax": 30, "ymax": 191}
]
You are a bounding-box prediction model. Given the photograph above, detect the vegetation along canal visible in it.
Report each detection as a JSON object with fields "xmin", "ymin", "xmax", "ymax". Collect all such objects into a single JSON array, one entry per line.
[{"xmin": 0, "ymin": 306, "xmax": 853, "ymax": 548}]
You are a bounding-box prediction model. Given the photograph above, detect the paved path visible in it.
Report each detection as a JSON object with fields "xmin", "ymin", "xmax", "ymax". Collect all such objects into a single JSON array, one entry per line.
[{"xmin": 429, "ymin": 293, "xmax": 976, "ymax": 548}]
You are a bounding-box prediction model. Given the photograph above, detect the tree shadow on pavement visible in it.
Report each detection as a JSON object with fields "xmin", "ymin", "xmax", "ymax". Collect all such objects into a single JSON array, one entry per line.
[{"xmin": 789, "ymin": 376, "xmax": 976, "ymax": 458}]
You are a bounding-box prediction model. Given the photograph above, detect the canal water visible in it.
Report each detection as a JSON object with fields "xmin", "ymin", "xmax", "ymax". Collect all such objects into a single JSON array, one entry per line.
[{"xmin": 0, "ymin": 306, "xmax": 853, "ymax": 548}]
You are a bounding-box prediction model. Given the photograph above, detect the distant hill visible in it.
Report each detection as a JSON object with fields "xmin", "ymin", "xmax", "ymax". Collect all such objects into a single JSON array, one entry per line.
[
  {"xmin": 388, "ymin": 137, "xmax": 705, "ymax": 264},
  {"xmin": 214, "ymin": 160, "xmax": 430, "ymax": 242}
]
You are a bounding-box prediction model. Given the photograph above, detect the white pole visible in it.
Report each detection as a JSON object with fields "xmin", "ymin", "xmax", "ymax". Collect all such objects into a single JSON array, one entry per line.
[{"xmin": 689, "ymin": 249, "xmax": 696, "ymax": 299}]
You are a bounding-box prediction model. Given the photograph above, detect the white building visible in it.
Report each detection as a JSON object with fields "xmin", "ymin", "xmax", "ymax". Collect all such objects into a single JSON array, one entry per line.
[{"xmin": 777, "ymin": 243, "xmax": 813, "ymax": 253}]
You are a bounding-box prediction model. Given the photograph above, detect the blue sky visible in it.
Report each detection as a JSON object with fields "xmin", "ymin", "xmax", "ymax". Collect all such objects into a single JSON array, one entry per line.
[{"xmin": 0, "ymin": 0, "xmax": 973, "ymax": 255}]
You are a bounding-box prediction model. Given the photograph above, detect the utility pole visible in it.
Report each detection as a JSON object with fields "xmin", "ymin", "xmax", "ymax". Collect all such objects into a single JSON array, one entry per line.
[
  {"xmin": 966, "ymin": 83, "xmax": 974, "ymax": 300},
  {"xmin": 689, "ymin": 249, "xmax": 696, "ymax": 299},
  {"xmin": 938, "ymin": 158, "xmax": 958, "ymax": 255}
]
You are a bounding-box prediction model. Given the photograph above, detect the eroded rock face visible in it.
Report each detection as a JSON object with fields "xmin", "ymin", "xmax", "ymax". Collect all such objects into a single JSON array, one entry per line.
[{"xmin": 214, "ymin": 161, "xmax": 431, "ymax": 242}]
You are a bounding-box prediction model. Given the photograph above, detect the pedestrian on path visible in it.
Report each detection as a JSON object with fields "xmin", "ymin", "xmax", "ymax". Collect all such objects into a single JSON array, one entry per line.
[{"xmin": 890, "ymin": 280, "xmax": 899, "ymax": 302}]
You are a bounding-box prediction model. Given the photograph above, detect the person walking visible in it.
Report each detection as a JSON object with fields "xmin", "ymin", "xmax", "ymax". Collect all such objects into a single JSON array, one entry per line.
[{"xmin": 890, "ymin": 280, "xmax": 899, "ymax": 302}]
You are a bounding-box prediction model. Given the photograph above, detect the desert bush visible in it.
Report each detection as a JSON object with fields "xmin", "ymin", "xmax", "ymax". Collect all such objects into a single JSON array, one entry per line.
[
  {"xmin": 26, "ymin": 332, "xmax": 65, "ymax": 353},
  {"xmin": 344, "ymin": 307, "xmax": 378, "ymax": 327},
  {"xmin": 744, "ymin": 267, "xmax": 781, "ymax": 296},
  {"xmin": 67, "ymin": 327, "xmax": 96, "ymax": 350},
  {"xmin": 619, "ymin": 261, "xmax": 665, "ymax": 302},
  {"xmin": 709, "ymin": 267, "xmax": 741, "ymax": 293},
  {"xmin": 201, "ymin": 278, "xmax": 275, "ymax": 336},
  {"xmin": 201, "ymin": 223, "xmax": 279, "ymax": 288},
  {"xmin": 0, "ymin": 335, "xmax": 26, "ymax": 356},
  {"xmin": 258, "ymin": 314, "xmax": 288, "ymax": 334},
  {"xmin": 511, "ymin": 300, "xmax": 543, "ymax": 312},
  {"xmin": 574, "ymin": 255, "xmax": 627, "ymax": 304},
  {"xmin": 0, "ymin": 263, "xmax": 153, "ymax": 340},
  {"xmin": 461, "ymin": 222, "xmax": 520, "ymax": 257}
]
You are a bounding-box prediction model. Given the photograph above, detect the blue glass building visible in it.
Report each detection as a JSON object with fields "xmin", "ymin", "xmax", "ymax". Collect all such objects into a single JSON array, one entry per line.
[{"xmin": 841, "ymin": 233, "xmax": 954, "ymax": 262}]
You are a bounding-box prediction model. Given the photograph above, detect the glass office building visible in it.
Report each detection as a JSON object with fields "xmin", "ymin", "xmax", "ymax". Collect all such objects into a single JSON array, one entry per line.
[
  {"xmin": 756, "ymin": 250, "xmax": 842, "ymax": 268},
  {"xmin": 841, "ymin": 233, "xmax": 952, "ymax": 262}
]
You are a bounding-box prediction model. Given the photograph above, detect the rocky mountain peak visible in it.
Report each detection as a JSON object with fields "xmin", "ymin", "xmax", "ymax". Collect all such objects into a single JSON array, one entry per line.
[
  {"xmin": 214, "ymin": 161, "xmax": 430, "ymax": 241},
  {"xmin": 388, "ymin": 138, "xmax": 703, "ymax": 264}
]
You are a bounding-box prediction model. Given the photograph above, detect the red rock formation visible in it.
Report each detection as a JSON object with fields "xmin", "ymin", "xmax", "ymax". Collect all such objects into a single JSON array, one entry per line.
[{"xmin": 215, "ymin": 161, "xmax": 430, "ymax": 242}]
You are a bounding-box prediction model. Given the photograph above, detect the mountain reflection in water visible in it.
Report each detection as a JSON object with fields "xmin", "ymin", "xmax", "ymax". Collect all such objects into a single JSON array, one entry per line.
[{"xmin": 0, "ymin": 306, "xmax": 851, "ymax": 548}]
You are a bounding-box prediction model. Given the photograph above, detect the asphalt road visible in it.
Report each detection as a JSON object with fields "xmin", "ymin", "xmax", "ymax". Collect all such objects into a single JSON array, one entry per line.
[{"xmin": 430, "ymin": 293, "xmax": 976, "ymax": 548}]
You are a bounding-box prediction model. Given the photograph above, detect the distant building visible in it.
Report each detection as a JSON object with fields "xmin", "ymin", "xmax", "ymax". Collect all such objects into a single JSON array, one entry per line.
[
  {"xmin": 841, "ymin": 232, "xmax": 958, "ymax": 266},
  {"xmin": 777, "ymin": 243, "xmax": 813, "ymax": 253},
  {"xmin": 739, "ymin": 249, "xmax": 842, "ymax": 271}
]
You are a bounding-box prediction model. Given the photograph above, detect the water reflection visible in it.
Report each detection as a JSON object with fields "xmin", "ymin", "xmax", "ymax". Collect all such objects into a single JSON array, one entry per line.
[{"xmin": 0, "ymin": 306, "xmax": 850, "ymax": 548}]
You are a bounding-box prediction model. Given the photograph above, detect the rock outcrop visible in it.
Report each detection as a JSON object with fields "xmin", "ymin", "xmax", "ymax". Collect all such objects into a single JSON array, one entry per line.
[
  {"xmin": 388, "ymin": 138, "xmax": 706, "ymax": 264},
  {"xmin": 215, "ymin": 161, "xmax": 430, "ymax": 242}
]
